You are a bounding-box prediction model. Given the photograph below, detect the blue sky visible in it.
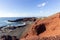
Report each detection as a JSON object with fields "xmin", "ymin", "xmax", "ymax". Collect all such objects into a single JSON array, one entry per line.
[{"xmin": 0, "ymin": 0, "xmax": 60, "ymax": 17}]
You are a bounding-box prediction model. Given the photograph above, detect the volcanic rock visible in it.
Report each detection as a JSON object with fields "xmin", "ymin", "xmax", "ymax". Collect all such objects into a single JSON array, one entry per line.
[
  {"xmin": 20, "ymin": 12, "xmax": 60, "ymax": 40},
  {"xmin": 8, "ymin": 17, "xmax": 36, "ymax": 22}
]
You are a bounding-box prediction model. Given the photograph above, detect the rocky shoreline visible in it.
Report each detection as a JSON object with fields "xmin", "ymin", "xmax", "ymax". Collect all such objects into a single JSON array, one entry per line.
[
  {"xmin": 0, "ymin": 12, "xmax": 60, "ymax": 40},
  {"xmin": 20, "ymin": 12, "xmax": 60, "ymax": 40},
  {"xmin": 0, "ymin": 17, "xmax": 37, "ymax": 40}
]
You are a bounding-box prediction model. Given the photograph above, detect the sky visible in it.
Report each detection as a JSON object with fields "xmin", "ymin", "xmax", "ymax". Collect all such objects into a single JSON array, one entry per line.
[{"xmin": 0, "ymin": 0, "xmax": 60, "ymax": 17}]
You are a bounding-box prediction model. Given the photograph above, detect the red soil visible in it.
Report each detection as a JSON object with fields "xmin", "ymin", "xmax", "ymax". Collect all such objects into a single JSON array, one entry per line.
[{"xmin": 20, "ymin": 12, "xmax": 60, "ymax": 40}]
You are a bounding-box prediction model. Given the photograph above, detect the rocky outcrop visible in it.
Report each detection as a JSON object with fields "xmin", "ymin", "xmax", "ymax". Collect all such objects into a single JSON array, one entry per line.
[
  {"xmin": 8, "ymin": 17, "xmax": 36, "ymax": 22},
  {"xmin": 20, "ymin": 12, "xmax": 60, "ymax": 40},
  {"xmin": 1, "ymin": 35, "xmax": 19, "ymax": 40}
]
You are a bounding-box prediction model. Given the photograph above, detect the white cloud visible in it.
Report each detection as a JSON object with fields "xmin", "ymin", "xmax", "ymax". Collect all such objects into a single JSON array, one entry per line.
[
  {"xmin": 37, "ymin": 2, "xmax": 46, "ymax": 8},
  {"xmin": 0, "ymin": 11, "xmax": 49, "ymax": 17},
  {"xmin": 0, "ymin": 11, "xmax": 41, "ymax": 17},
  {"xmin": 40, "ymin": 11, "xmax": 43, "ymax": 13},
  {"xmin": 0, "ymin": 12, "xmax": 30, "ymax": 17},
  {"xmin": 0, "ymin": 11, "xmax": 44, "ymax": 17}
]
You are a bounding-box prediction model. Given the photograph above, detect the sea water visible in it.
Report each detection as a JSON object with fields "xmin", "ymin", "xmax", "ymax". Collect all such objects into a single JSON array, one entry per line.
[{"xmin": 0, "ymin": 17, "xmax": 24, "ymax": 27}]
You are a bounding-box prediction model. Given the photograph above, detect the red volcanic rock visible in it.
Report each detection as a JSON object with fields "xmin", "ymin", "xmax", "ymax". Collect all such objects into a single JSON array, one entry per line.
[{"xmin": 20, "ymin": 12, "xmax": 60, "ymax": 40}]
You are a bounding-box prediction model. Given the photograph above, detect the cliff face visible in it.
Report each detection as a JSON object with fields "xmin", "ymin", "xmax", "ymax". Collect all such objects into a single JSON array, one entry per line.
[{"xmin": 20, "ymin": 12, "xmax": 60, "ymax": 40}]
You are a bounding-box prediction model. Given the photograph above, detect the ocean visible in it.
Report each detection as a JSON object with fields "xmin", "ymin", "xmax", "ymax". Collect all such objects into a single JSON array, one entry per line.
[{"xmin": 0, "ymin": 17, "xmax": 24, "ymax": 27}]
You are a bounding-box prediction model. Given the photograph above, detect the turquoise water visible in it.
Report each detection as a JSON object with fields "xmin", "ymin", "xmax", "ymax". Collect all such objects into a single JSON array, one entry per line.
[{"xmin": 0, "ymin": 17, "xmax": 23, "ymax": 27}]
